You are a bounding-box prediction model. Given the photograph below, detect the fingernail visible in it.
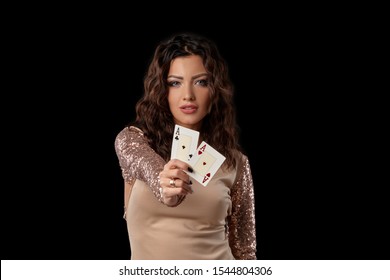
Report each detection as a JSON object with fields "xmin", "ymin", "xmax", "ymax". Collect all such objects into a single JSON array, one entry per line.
[{"xmin": 188, "ymin": 167, "xmax": 193, "ymax": 173}]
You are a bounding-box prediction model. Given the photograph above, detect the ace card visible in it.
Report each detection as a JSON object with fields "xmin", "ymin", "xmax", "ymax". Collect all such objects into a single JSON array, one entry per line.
[
  {"xmin": 170, "ymin": 125, "xmax": 200, "ymax": 162},
  {"xmin": 188, "ymin": 141, "xmax": 226, "ymax": 186}
]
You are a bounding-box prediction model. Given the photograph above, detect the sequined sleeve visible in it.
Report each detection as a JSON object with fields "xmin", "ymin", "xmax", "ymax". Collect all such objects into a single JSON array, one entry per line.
[
  {"xmin": 114, "ymin": 126, "xmax": 183, "ymax": 207},
  {"xmin": 228, "ymin": 154, "xmax": 257, "ymax": 260}
]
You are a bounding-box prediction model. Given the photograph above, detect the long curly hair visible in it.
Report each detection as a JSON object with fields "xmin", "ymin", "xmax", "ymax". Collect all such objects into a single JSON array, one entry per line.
[{"xmin": 132, "ymin": 32, "xmax": 242, "ymax": 168}]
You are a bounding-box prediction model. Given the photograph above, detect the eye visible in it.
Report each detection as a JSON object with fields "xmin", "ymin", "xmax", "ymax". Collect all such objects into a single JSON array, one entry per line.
[
  {"xmin": 195, "ymin": 79, "xmax": 208, "ymax": 86},
  {"xmin": 168, "ymin": 80, "xmax": 181, "ymax": 87}
]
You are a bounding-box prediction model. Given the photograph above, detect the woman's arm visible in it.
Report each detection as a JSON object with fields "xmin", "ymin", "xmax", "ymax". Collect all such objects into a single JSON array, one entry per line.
[
  {"xmin": 114, "ymin": 126, "xmax": 177, "ymax": 205},
  {"xmin": 228, "ymin": 155, "xmax": 257, "ymax": 259}
]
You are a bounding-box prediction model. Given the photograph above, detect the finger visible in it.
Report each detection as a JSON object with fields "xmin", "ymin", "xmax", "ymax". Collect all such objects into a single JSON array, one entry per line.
[
  {"xmin": 162, "ymin": 178, "xmax": 177, "ymax": 188},
  {"xmin": 165, "ymin": 159, "xmax": 192, "ymax": 173},
  {"xmin": 172, "ymin": 178, "xmax": 193, "ymax": 193},
  {"xmin": 168, "ymin": 169, "xmax": 192, "ymax": 184},
  {"xmin": 159, "ymin": 169, "xmax": 191, "ymax": 187},
  {"xmin": 168, "ymin": 178, "xmax": 176, "ymax": 188},
  {"xmin": 161, "ymin": 177, "xmax": 193, "ymax": 193}
]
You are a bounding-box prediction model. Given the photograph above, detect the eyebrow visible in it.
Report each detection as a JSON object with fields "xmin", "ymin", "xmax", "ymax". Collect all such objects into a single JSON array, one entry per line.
[{"xmin": 167, "ymin": 73, "xmax": 208, "ymax": 80}]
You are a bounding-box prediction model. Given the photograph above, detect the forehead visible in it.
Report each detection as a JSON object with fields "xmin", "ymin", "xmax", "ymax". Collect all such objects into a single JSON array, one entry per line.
[{"xmin": 168, "ymin": 55, "xmax": 206, "ymax": 74}]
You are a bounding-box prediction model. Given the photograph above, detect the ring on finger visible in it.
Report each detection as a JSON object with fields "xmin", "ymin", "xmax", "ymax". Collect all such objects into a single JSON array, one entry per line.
[{"xmin": 169, "ymin": 179, "xmax": 176, "ymax": 188}]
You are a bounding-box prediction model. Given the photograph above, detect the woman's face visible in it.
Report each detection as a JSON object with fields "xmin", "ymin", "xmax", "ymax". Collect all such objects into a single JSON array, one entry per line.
[{"xmin": 167, "ymin": 55, "xmax": 211, "ymax": 131}]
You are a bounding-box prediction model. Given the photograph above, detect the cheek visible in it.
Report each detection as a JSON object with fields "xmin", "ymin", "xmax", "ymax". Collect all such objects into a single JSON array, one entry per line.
[
  {"xmin": 167, "ymin": 93, "xmax": 180, "ymax": 114},
  {"xmin": 202, "ymin": 93, "xmax": 212, "ymax": 110},
  {"xmin": 167, "ymin": 93, "xmax": 175, "ymax": 107}
]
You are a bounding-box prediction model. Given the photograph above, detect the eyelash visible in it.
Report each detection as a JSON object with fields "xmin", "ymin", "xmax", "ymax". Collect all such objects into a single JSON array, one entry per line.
[
  {"xmin": 197, "ymin": 79, "xmax": 208, "ymax": 86},
  {"xmin": 168, "ymin": 79, "xmax": 208, "ymax": 87}
]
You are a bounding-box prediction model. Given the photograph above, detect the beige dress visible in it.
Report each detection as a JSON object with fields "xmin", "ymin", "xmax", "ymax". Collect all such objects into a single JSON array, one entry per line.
[{"xmin": 115, "ymin": 126, "xmax": 256, "ymax": 260}]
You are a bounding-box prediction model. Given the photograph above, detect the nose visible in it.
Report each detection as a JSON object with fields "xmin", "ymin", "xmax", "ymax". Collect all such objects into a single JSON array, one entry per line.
[{"xmin": 183, "ymin": 84, "xmax": 195, "ymax": 101}]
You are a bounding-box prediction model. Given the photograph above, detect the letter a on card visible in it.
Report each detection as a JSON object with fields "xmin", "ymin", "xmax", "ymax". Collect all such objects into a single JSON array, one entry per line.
[
  {"xmin": 170, "ymin": 125, "xmax": 200, "ymax": 162},
  {"xmin": 188, "ymin": 141, "xmax": 226, "ymax": 186}
]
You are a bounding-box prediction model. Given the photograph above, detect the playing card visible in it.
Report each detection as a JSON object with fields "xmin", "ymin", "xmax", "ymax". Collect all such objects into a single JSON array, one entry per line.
[
  {"xmin": 187, "ymin": 141, "xmax": 226, "ymax": 186},
  {"xmin": 170, "ymin": 125, "xmax": 200, "ymax": 162}
]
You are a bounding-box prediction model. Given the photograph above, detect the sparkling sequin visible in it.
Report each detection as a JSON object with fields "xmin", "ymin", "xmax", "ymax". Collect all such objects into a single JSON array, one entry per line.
[
  {"xmin": 114, "ymin": 126, "xmax": 257, "ymax": 259},
  {"xmin": 228, "ymin": 155, "xmax": 257, "ymax": 259},
  {"xmin": 115, "ymin": 126, "xmax": 170, "ymax": 205}
]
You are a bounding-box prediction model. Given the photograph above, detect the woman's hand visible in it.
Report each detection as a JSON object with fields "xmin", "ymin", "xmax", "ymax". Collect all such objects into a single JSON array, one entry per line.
[{"xmin": 158, "ymin": 159, "xmax": 194, "ymax": 206}]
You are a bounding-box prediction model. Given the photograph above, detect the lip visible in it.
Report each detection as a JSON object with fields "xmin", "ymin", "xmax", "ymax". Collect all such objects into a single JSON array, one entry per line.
[{"xmin": 179, "ymin": 104, "xmax": 198, "ymax": 114}]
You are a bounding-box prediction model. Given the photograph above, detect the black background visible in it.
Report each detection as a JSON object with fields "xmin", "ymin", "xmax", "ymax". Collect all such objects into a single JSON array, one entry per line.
[{"xmin": 2, "ymin": 15, "xmax": 388, "ymax": 260}]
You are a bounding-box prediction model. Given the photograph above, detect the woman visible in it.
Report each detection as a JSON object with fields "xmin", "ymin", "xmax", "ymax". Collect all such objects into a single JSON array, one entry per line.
[{"xmin": 114, "ymin": 32, "xmax": 256, "ymax": 260}]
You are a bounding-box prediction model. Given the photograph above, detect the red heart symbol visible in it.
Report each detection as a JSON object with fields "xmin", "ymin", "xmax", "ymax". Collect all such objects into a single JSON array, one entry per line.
[
  {"xmin": 203, "ymin": 162, "xmax": 206, "ymax": 165},
  {"xmin": 198, "ymin": 150, "xmax": 203, "ymax": 155},
  {"xmin": 206, "ymin": 173, "xmax": 210, "ymax": 177}
]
